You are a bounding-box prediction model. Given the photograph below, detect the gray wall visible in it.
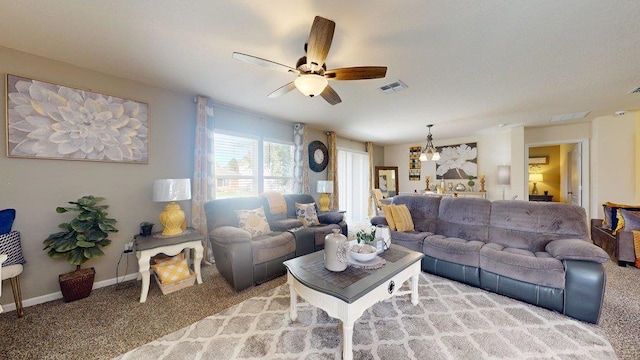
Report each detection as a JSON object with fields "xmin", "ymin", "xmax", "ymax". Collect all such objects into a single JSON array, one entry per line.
[{"xmin": 0, "ymin": 46, "xmax": 195, "ymax": 304}]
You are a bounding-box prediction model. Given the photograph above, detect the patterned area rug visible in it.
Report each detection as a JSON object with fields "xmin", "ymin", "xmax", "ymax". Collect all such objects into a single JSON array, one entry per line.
[{"xmin": 116, "ymin": 272, "xmax": 616, "ymax": 360}]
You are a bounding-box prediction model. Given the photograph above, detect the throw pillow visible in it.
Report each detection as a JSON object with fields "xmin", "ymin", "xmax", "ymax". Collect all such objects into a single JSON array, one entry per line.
[
  {"xmin": 295, "ymin": 202, "xmax": 320, "ymax": 226},
  {"xmin": 621, "ymin": 209, "xmax": 640, "ymax": 231},
  {"xmin": 390, "ymin": 204, "xmax": 415, "ymax": 232},
  {"xmin": 0, "ymin": 208, "xmax": 16, "ymax": 235},
  {"xmin": 0, "ymin": 231, "xmax": 26, "ymax": 266},
  {"xmin": 602, "ymin": 202, "xmax": 640, "ymax": 232},
  {"xmin": 152, "ymin": 258, "xmax": 191, "ymax": 284},
  {"xmin": 380, "ymin": 204, "xmax": 397, "ymax": 231},
  {"xmin": 235, "ymin": 207, "xmax": 271, "ymax": 238}
]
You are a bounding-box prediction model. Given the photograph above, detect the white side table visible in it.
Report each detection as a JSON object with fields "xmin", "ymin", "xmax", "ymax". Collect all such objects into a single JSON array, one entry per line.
[{"xmin": 134, "ymin": 229, "xmax": 204, "ymax": 303}]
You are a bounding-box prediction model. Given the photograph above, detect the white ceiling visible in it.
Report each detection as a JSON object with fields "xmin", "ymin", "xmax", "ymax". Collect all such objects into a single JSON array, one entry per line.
[{"xmin": 1, "ymin": 1, "xmax": 639, "ymax": 145}]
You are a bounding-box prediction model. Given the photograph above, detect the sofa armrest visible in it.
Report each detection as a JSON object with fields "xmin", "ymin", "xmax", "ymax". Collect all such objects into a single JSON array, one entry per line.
[
  {"xmin": 370, "ymin": 216, "xmax": 388, "ymax": 227},
  {"xmin": 545, "ymin": 239, "xmax": 610, "ymax": 263},
  {"xmin": 270, "ymin": 218, "xmax": 304, "ymax": 232},
  {"xmin": 210, "ymin": 226, "xmax": 252, "ymax": 244},
  {"xmin": 317, "ymin": 211, "xmax": 344, "ymax": 224}
]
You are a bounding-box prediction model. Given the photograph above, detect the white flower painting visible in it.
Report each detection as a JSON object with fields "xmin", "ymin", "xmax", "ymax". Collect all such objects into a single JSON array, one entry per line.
[
  {"xmin": 435, "ymin": 142, "xmax": 477, "ymax": 179},
  {"xmin": 6, "ymin": 74, "xmax": 148, "ymax": 163}
]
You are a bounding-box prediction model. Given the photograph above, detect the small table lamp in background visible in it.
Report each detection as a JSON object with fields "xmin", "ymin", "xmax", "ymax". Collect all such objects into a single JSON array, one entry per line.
[
  {"xmin": 153, "ymin": 178, "xmax": 191, "ymax": 236},
  {"xmin": 317, "ymin": 180, "xmax": 334, "ymax": 212},
  {"xmin": 528, "ymin": 173, "xmax": 543, "ymax": 195},
  {"xmin": 497, "ymin": 165, "xmax": 511, "ymax": 200}
]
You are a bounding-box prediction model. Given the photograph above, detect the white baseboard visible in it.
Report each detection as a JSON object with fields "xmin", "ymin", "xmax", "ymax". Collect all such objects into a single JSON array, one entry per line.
[{"xmin": 1, "ymin": 273, "xmax": 139, "ymax": 313}]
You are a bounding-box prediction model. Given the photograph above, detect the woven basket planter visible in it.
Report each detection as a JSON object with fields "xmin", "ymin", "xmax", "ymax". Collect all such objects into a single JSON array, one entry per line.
[{"xmin": 59, "ymin": 267, "xmax": 95, "ymax": 302}]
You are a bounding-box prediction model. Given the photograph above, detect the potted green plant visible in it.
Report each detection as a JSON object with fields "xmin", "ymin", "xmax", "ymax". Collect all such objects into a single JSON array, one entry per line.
[
  {"xmin": 467, "ymin": 175, "xmax": 477, "ymax": 191},
  {"xmin": 43, "ymin": 195, "xmax": 118, "ymax": 302}
]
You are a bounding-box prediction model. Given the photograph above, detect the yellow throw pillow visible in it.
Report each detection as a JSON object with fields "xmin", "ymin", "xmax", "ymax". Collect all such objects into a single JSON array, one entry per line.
[
  {"xmin": 235, "ymin": 207, "xmax": 271, "ymax": 238},
  {"xmin": 295, "ymin": 202, "xmax": 320, "ymax": 226},
  {"xmin": 381, "ymin": 204, "xmax": 396, "ymax": 231},
  {"xmin": 390, "ymin": 204, "xmax": 415, "ymax": 232},
  {"xmin": 152, "ymin": 258, "xmax": 191, "ymax": 284},
  {"xmin": 153, "ymin": 253, "xmax": 185, "ymax": 265}
]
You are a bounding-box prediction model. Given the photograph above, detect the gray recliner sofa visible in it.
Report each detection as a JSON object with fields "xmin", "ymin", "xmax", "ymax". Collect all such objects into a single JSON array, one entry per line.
[
  {"xmin": 204, "ymin": 194, "xmax": 347, "ymax": 291},
  {"xmin": 372, "ymin": 195, "xmax": 609, "ymax": 324}
]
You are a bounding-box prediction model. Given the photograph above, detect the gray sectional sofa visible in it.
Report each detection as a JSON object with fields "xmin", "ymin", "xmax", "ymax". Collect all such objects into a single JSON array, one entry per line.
[{"xmin": 371, "ymin": 195, "xmax": 610, "ymax": 323}]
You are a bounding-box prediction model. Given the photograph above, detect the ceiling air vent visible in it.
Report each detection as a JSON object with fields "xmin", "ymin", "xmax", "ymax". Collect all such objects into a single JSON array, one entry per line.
[
  {"xmin": 549, "ymin": 111, "xmax": 591, "ymax": 122},
  {"xmin": 379, "ymin": 80, "xmax": 408, "ymax": 94}
]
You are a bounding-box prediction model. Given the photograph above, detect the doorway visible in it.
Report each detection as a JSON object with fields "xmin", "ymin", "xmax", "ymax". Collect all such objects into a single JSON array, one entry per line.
[{"xmin": 527, "ymin": 140, "xmax": 590, "ymax": 218}]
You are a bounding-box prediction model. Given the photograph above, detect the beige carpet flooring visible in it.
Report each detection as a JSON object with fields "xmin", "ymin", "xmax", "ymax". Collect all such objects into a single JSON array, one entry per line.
[{"xmin": 0, "ymin": 261, "xmax": 638, "ymax": 359}]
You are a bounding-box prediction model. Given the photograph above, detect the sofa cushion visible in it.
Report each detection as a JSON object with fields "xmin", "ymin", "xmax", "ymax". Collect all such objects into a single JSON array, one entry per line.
[
  {"xmin": 489, "ymin": 201, "xmax": 589, "ymax": 252},
  {"xmin": 390, "ymin": 204, "xmax": 414, "ymax": 232},
  {"xmin": 260, "ymin": 191, "xmax": 287, "ymax": 215},
  {"xmin": 235, "ymin": 207, "xmax": 271, "ymax": 238},
  {"xmin": 249, "ymin": 231, "xmax": 295, "ymax": 264},
  {"xmin": 436, "ymin": 197, "xmax": 490, "ymax": 242},
  {"xmin": 545, "ymin": 239, "xmax": 610, "ymax": 263},
  {"xmin": 423, "ymin": 234, "xmax": 484, "ymax": 267},
  {"xmin": 479, "ymin": 242, "xmax": 565, "ymax": 289},
  {"xmin": 390, "ymin": 230, "xmax": 432, "ymax": 252},
  {"xmin": 295, "ymin": 202, "xmax": 320, "ymax": 226},
  {"xmin": 391, "ymin": 195, "xmax": 440, "ymax": 233}
]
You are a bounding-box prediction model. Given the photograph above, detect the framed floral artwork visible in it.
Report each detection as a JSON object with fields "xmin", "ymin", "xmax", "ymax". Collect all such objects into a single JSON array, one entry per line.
[
  {"xmin": 5, "ymin": 74, "xmax": 148, "ymax": 163},
  {"xmin": 435, "ymin": 142, "xmax": 477, "ymax": 179}
]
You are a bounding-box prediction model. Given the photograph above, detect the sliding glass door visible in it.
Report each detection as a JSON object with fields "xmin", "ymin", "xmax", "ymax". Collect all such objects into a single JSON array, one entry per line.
[{"xmin": 337, "ymin": 149, "xmax": 370, "ymax": 224}]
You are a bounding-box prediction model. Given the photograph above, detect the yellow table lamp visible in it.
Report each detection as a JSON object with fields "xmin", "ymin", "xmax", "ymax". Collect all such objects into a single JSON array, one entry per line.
[
  {"xmin": 153, "ymin": 178, "xmax": 191, "ymax": 236},
  {"xmin": 317, "ymin": 180, "xmax": 334, "ymax": 212}
]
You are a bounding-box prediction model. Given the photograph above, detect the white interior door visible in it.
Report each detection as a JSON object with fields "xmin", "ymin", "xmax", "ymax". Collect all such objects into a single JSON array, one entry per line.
[{"xmin": 567, "ymin": 143, "xmax": 582, "ymax": 206}]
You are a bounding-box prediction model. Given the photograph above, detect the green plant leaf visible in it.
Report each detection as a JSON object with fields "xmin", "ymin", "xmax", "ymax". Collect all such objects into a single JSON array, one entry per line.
[
  {"xmin": 97, "ymin": 239, "xmax": 112, "ymax": 247},
  {"xmin": 67, "ymin": 248, "xmax": 88, "ymax": 265},
  {"xmin": 56, "ymin": 207, "xmax": 69, "ymax": 213},
  {"xmin": 76, "ymin": 241, "xmax": 95, "ymax": 248},
  {"xmin": 70, "ymin": 218, "xmax": 93, "ymax": 232},
  {"xmin": 84, "ymin": 246, "xmax": 104, "ymax": 259},
  {"xmin": 54, "ymin": 240, "xmax": 78, "ymax": 252}
]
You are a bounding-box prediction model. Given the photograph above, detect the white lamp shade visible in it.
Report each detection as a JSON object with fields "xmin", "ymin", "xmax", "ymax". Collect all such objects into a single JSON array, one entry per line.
[
  {"xmin": 295, "ymin": 74, "xmax": 328, "ymax": 96},
  {"xmin": 153, "ymin": 178, "xmax": 192, "ymax": 202},
  {"xmin": 497, "ymin": 165, "xmax": 511, "ymax": 185},
  {"xmin": 317, "ymin": 180, "xmax": 334, "ymax": 193},
  {"xmin": 528, "ymin": 173, "xmax": 543, "ymax": 182}
]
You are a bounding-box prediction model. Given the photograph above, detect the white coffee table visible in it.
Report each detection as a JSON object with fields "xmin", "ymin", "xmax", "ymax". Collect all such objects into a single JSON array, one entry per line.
[{"xmin": 283, "ymin": 245, "xmax": 424, "ymax": 360}]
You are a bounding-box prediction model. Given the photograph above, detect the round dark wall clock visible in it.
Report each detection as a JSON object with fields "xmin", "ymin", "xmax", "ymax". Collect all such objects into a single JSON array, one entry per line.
[{"xmin": 309, "ymin": 140, "xmax": 329, "ymax": 172}]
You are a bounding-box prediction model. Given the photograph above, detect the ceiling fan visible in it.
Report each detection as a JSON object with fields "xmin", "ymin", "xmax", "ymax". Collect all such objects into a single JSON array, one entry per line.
[{"xmin": 232, "ymin": 16, "xmax": 387, "ymax": 105}]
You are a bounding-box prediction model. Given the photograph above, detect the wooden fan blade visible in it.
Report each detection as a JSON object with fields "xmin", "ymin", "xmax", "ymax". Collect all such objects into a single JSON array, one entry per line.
[
  {"xmin": 320, "ymin": 85, "xmax": 342, "ymax": 105},
  {"xmin": 325, "ymin": 66, "xmax": 388, "ymax": 80},
  {"xmin": 232, "ymin": 52, "xmax": 300, "ymax": 74},
  {"xmin": 267, "ymin": 82, "xmax": 297, "ymax": 98},
  {"xmin": 306, "ymin": 16, "xmax": 335, "ymax": 72}
]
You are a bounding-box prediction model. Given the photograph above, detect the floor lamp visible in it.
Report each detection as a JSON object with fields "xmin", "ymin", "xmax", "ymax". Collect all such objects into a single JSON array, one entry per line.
[{"xmin": 497, "ymin": 165, "xmax": 511, "ymax": 200}]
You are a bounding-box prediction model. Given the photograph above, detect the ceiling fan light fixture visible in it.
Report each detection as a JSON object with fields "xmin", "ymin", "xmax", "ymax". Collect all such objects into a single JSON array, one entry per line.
[{"xmin": 294, "ymin": 74, "xmax": 328, "ymax": 97}]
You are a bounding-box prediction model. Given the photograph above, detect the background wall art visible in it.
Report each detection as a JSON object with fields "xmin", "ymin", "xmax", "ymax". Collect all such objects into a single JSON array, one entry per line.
[
  {"xmin": 6, "ymin": 74, "xmax": 148, "ymax": 163},
  {"xmin": 409, "ymin": 145, "xmax": 421, "ymax": 181},
  {"xmin": 435, "ymin": 142, "xmax": 477, "ymax": 179}
]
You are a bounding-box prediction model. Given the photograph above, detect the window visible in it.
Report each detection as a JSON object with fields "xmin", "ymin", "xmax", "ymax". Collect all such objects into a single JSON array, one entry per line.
[
  {"xmin": 337, "ymin": 149, "xmax": 370, "ymax": 223},
  {"xmin": 213, "ymin": 132, "xmax": 294, "ymax": 199},
  {"xmin": 263, "ymin": 140, "xmax": 294, "ymax": 194}
]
